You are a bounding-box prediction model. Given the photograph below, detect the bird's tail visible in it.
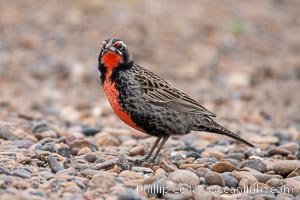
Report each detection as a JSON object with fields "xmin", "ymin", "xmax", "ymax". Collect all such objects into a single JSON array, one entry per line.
[{"xmin": 194, "ymin": 117, "xmax": 255, "ymax": 148}]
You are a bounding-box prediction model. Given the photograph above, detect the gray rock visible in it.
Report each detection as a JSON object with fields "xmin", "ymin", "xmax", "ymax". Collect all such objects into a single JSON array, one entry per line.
[
  {"xmin": 58, "ymin": 146, "xmax": 71, "ymax": 158},
  {"xmin": 47, "ymin": 155, "xmax": 64, "ymax": 173},
  {"xmin": 0, "ymin": 166, "xmax": 11, "ymax": 175},
  {"xmin": 222, "ymin": 172, "xmax": 239, "ymax": 187},
  {"xmin": 242, "ymin": 159, "xmax": 267, "ymax": 173},
  {"xmin": 82, "ymin": 127, "xmax": 100, "ymax": 136},
  {"xmin": 84, "ymin": 153, "xmax": 99, "ymax": 163},
  {"xmin": 168, "ymin": 170, "xmax": 199, "ymax": 187},
  {"xmin": 225, "ymin": 153, "xmax": 245, "ymax": 160},
  {"xmin": 12, "ymin": 169, "xmax": 31, "ymax": 179}
]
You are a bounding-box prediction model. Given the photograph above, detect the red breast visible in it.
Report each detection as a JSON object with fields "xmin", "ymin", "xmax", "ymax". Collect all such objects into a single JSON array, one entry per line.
[{"xmin": 101, "ymin": 52, "xmax": 144, "ymax": 133}]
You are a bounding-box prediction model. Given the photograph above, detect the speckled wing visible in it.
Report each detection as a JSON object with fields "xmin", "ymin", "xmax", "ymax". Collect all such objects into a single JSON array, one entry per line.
[{"xmin": 133, "ymin": 65, "xmax": 216, "ymax": 117}]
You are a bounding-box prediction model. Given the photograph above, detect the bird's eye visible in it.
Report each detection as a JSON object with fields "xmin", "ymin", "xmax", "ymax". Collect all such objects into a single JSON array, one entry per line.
[{"xmin": 113, "ymin": 42, "xmax": 124, "ymax": 50}]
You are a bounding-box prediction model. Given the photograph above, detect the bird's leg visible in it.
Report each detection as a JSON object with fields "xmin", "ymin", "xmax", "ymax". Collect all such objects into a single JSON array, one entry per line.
[
  {"xmin": 133, "ymin": 136, "xmax": 162, "ymax": 166},
  {"xmin": 144, "ymin": 136, "xmax": 162, "ymax": 160},
  {"xmin": 149, "ymin": 136, "xmax": 169, "ymax": 163}
]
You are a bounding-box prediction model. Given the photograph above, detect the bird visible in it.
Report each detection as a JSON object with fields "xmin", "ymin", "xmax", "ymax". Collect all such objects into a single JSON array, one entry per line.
[{"xmin": 98, "ymin": 38, "xmax": 255, "ymax": 163}]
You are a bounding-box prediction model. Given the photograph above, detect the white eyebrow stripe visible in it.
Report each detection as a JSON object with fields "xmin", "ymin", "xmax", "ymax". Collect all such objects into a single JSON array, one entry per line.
[{"xmin": 107, "ymin": 38, "xmax": 114, "ymax": 47}]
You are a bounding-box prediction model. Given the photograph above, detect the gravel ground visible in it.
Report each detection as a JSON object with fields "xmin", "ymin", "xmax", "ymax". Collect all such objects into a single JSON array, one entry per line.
[{"xmin": 0, "ymin": 0, "xmax": 300, "ymax": 199}]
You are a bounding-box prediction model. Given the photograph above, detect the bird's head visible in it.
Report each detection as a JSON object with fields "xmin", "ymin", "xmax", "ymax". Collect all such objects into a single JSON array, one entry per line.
[{"xmin": 98, "ymin": 38, "xmax": 132, "ymax": 70}]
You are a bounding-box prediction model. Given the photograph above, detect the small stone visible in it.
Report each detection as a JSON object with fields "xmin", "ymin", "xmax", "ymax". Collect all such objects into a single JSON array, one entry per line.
[
  {"xmin": 232, "ymin": 171, "xmax": 258, "ymax": 183},
  {"xmin": 129, "ymin": 146, "xmax": 146, "ymax": 156},
  {"xmin": 186, "ymin": 152, "xmax": 201, "ymax": 159},
  {"xmin": 195, "ymin": 168, "xmax": 211, "ymax": 177},
  {"xmin": 222, "ymin": 172, "xmax": 239, "ymax": 187},
  {"xmin": 70, "ymin": 139, "xmax": 93, "ymax": 155},
  {"xmin": 77, "ymin": 147, "xmax": 92, "ymax": 156},
  {"xmin": 225, "ymin": 153, "xmax": 245, "ymax": 160},
  {"xmin": 82, "ymin": 127, "xmax": 100, "ymax": 136},
  {"xmin": 169, "ymin": 170, "xmax": 199, "ymax": 187},
  {"xmin": 272, "ymin": 160, "xmax": 300, "ymax": 176},
  {"xmin": 119, "ymin": 170, "xmax": 143, "ymax": 179},
  {"xmin": 56, "ymin": 167, "xmax": 77, "ymax": 176},
  {"xmin": 239, "ymin": 178, "xmax": 256, "ymax": 188},
  {"xmin": 252, "ymin": 173, "xmax": 282, "ymax": 183},
  {"xmin": 283, "ymin": 178, "xmax": 300, "ymax": 196},
  {"xmin": 0, "ymin": 166, "xmax": 10, "ymax": 175},
  {"xmin": 279, "ymin": 143, "xmax": 299, "ymax": 154},
  {"xmin": 253, "ymin": 193, "xmax": 276, "ymax": 200},
  {"xmin": 155, "ymin": 168, "xmax": 167, "ymax": 176},
  {"xmin": 287, "ymin": 166, "xmax": 300, "ymax": 178},
  {"xmin": 160, "ymin": 161, "xmax": 178, "ymax": 172},
  {"xmin": 276, "ymin": 193, "xmax": 295, "ymax": 200},
  {"xmin": 179, "ymin": 164, "xmax": 205, "ymax": 170},
  {"xmin": 47, "ymin": 155, "xmax": 64, "ymax": 173},
  {"xmin": 118, "ymin": 189, "xmax": 141, "ymax": 200},
  {"xmin": 84, "ymin": 153, "xmax": 99, "ymax": 163},
  {"xmin": 268, "ymin": 147, "xmax": 291, "ymax": 156},
  {"xmin": 57, "ymin": 146, "xmax": 71, "ymax": 158},
  {"xmin": 96, "ymin": 135, "xmax": 120, "ymax": 146},
  {"xmin": 12, "ymin": 169, "xmax": 31, "ymax": 179},
  {"xmin": 266, "ymin": 178, "xmax": 286, "ymax": 188},
  {"xmin": 211, "ymin": 161, "xmax": 236, "ymax": 173},
  {"xmin": 204, "ymin": 172, "xmax": 225, "ymax": 187},
  {"xmin": 201, "ymin": 148, "xmax": 225, "ymax": 160},
  {"xmin": 38, "ymin": 171, "xmax": 54, "ymax": 180},
  {"xmin": 242, "ymin": 159, "xmax": 267, "ymax": 173},
  {"xmin": 251, "ymin": 135, "xmax": 279, "ymax": 145},
  {"xmin": 131, "ymin": 167, "xmax": 154, "ymax": 174}
]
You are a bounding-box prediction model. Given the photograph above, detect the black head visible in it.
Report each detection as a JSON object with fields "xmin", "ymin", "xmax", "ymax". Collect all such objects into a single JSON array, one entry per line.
[{"xmin": 98, "ymin": 38, "xmax": 132, "ymax": 65}]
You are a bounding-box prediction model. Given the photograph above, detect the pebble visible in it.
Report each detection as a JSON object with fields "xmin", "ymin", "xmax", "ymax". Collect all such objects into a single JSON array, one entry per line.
[
  {"xmin": 129, "ymin": 146, "xmax": 146, "ymax": 156},
  {"xmin": 222, "ymin": 172, "xmax": 239, "ymax": 187},
  {"xmin": 155, "ymin": 168, "xmax": 167, "ymax": 176},
  {"xmin": 201, "ymin": 148, "xmax": 225, "ymax": 159},
  {"xmin": 168, "ymin": 170, "xmax": 199, "ymax": 187},
  {"xmin": 242, "ymin": 159, "xmax": 267, "ymax": 173},
  {"xmin": 77, "ymin": 147, "xmax": 92, "ymax": 156},
  {"xmin": 0, "ymin": 166, "xmax": 11, "ymax": 175},
  {"xmin": 84, "ymin": 153, "xmax": 99, "ymax": 163},
  {"xmin": 225, "ymin": 152, "xmax": 245, "ymax": 160},
  {"xmin": 119, "ymin": 170, "xmax": 143, "ymax": 179},
  {"xmin": 232, "ymin": 171, "xmax": 258, "ymax": 183},
  {"xmin": 186, "ymin": 152, "xmax": 201, "ymax": 159},
  {"xmin": 283, "ymin": 178, "xmax": 300, "ymax": 196},
  {"xmin": 179, "ymin": 163, "xmax": 205, "ymax": 169},
  {"xmin": 131, "ymin": 167, "xmax": 154, "ymax": 174},
  {"xmin": 118, "ymin": 190, "xmax": 141, "ymax": 200},
  {"xmin": 211, "ymin": 161, "xmax": 236, "ymax": 173},
  {"xmin": 279, "ymin": 143, "xmax": 299, "ymax": 154},
  {"xmin": 287, "ymin": 166, "xmax": 300, "ymax": 178},
  {"xmin": 56, "ymin": 167, "xmax": 77, "ymax": 176},
  {"xmin": 96, "ymin": 135, "xmax": 120, "ymax": 146},
  {"xmin": 70, "ymin": 139, "xmax": 93, "ymax": 155},
  {"xmin": 266, "ymin": 178, "xmax": 286, "ymax": 188},
  {"xmin": 250, "ymin": 135, "xmax": 279, "ymax": 145},
  {"xmin": 276, "ymin": 193, "xmax": 295, "ymax": 200},
  {"xmin": 38, "ymin": 171, "xmax": 54, "ymax": 180},
  {"xmin": 272, "ymin": 160, "xmax": 300, "ymax": 176},
  {"xmin": 204, "ymin": 172, "xmax": 225, "ymax": 187},
  {"xmin": 268, "ymin": 147, "xmax": 291, "ymax": 156},
  {"xmin": 47, "ymin": 155, "xmax": 64, "ymax": 173},
  {"xmin": 57, "ymin": 146, "xmax": 71, "ymax": 158},
  {"xmin": 82, "ymin": 127, "xmax": 100, "ymax": 136},
  {"xmin": 195, "ymin": 167, "xmax": 211, "ymax": 177},
  {"xmin": 11, "ymin": 169, "xmax": 31, "ymax": 179}
]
